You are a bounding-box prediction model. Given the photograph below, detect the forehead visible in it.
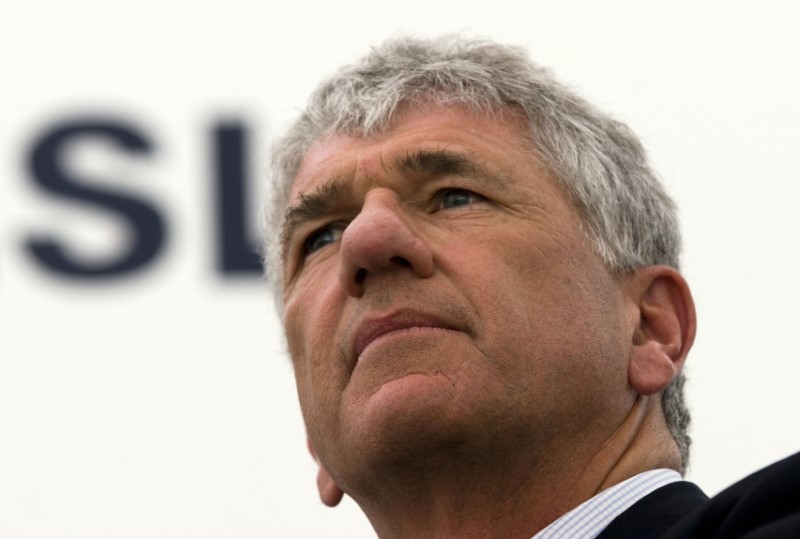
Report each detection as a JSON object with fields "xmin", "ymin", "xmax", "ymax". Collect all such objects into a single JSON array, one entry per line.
[{"xmin": 289, "ymin": 106, "xmax": 536, "ymax": 200}]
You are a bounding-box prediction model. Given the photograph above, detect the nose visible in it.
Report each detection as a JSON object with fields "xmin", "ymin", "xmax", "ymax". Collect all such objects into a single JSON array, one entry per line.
[{"xmin": 338, "ymin": 190, "xmax": 434, "ymax": 297}]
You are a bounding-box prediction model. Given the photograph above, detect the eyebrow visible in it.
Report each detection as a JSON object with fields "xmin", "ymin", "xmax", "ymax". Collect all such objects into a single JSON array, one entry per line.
[
  {"xmin": 396, "ymin": 148, "xmax": 480, "ymax": 178},
  {"xmin": 280, "ymin": 148, "xmax": 507, "ymax": 260},
  {"xmin": 396, "ymin": 147, "xmax": 511, "ymax": 190}
]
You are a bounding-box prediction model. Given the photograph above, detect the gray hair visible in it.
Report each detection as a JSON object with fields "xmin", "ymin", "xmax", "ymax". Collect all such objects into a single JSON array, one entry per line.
[{"xmin": 263, "ymin": 35, "xmax": 690, "ymax": 471}]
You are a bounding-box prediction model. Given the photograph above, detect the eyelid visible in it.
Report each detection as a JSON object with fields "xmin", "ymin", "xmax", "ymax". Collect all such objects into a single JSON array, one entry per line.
[
  {"xmin": 434, "ymin": 187, "xmax": 488, "ymax": 208},
  {"xmin": 302, "ymin": 221, "xmax": 347, "ymax": 256}
]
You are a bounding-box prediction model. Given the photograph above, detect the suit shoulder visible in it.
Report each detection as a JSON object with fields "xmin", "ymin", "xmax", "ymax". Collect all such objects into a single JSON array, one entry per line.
[{"xmin": 663, "ymin": 451, "xmax": 800, "ymax": 538}]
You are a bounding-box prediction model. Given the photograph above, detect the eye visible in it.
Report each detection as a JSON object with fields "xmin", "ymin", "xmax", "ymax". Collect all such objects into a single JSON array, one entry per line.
[
  {"xmin": 303, "ymin": 224, "xmax": 345, "ymax": 255},
  {"xmin": 438, "ymin": 188, "xmax": 485, "ymax": 210}
]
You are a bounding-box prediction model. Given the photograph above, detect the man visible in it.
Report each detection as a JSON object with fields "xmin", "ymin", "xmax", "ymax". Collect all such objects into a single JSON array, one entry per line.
[{"xmin": 263, "ymin": 36, "xmax": 799, "ymax": 538}]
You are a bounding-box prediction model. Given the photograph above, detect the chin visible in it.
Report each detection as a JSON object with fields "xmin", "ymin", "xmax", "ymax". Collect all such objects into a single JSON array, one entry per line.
[{"xmin": 338, "ymin": 372, "xmax": 488, "ymax": 466}]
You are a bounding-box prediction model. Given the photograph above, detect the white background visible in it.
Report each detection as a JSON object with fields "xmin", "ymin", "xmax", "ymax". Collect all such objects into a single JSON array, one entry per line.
[{"xmin": 2, "ymin": 1, "xmax": 800, "ymax": 537}]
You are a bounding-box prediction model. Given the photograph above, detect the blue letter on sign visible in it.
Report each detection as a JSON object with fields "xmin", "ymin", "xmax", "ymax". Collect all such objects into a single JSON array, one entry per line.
[
  {"xmin": 27, "ymin": 119, "xmax": 166, "ymax": 278},
  {"xmin": 213, "ymin": 122, "xmax": 262, "ymax": 275}
]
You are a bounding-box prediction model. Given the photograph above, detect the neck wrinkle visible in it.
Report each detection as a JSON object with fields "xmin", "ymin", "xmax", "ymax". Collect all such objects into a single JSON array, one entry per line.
[{"xmin": 587, "ymin": 393, "xmax": 682, "ymax": 496}]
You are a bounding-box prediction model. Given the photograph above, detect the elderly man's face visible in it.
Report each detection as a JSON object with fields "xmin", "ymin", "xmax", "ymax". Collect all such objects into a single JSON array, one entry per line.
[{"xmin": 281, "ymin": 106, "xmax": 635, "ymax": 492}]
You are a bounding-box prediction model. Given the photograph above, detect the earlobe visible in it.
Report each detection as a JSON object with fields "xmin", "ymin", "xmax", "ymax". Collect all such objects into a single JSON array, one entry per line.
[
  {"xmin": 629, "ymin": 340, "xmax": 678, "ymax": 395},
  {"xmin": 317, "ymin": 465, "xmax": 345, "ymax": 507},
  {"xmin": 626, "ymin": 266, "xmax": 696, "ymax": 396},
  {"xmin": 308, "ymin": 437, "xmax": 345, "ymax": 507}
]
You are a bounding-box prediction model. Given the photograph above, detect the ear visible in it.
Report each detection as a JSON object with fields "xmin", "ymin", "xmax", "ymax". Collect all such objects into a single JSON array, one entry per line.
[
  {"xmin": 625, "ymin": 266, "xmax": 696, "ymax": 396},
  {"xmin": 307, "ymin": 436, "xmax": 344, "ymax": 507}
]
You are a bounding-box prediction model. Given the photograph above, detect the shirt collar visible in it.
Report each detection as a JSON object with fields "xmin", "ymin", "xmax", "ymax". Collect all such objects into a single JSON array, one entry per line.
[{"xmin": 532, "ymin": 468, "xmax": 682, "ymax": 539}]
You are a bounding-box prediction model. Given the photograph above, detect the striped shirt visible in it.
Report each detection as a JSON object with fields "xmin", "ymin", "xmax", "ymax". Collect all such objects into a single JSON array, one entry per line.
[{"xmin": 533, "ymin": 468, "xmax": 682, "ymax": 539}]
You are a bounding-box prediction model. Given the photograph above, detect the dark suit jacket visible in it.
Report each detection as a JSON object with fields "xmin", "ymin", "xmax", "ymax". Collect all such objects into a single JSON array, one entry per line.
[{"xmin": 597, "ymin": 451, "xmax": 800, "ymax": 538}]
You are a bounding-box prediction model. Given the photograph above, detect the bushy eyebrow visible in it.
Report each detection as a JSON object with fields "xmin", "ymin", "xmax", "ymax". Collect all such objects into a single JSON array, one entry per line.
[
  {"xmin": 280, "ymin": 148, "xmax": 508, "ymax": 260},
  {"xmin": 396, "ymin": 148, "xmax": 510, "ymax": 190},
  {"xmin": 397, "ymin": 148, "xmax": 480, "ymax": 178}
]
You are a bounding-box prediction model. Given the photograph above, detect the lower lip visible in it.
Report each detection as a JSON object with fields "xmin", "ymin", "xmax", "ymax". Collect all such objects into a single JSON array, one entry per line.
[{"xmin": 358, "ymin": 326, "xmax": 458, "ymax": 361}]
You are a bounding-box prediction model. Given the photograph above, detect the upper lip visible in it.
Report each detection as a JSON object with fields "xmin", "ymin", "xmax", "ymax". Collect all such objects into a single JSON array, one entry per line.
[{"xmin": 352, "ymin": 310, "xmax": 459, "ymax": 361}]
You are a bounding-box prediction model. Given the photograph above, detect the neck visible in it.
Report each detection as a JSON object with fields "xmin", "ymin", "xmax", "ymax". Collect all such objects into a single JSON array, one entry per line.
[{"xmin": 352, "ymin": 394, "xmax": 680, "ymax": 539}]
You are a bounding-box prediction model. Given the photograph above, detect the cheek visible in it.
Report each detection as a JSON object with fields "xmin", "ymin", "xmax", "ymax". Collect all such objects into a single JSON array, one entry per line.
[
  {"xmin": 457, "ymin": 229, "xmax": 622, "ymax": 363},
  {"xmin": 284, "ymin": 258, "xmax": 343, "ymax": 357},
  {"xmin": 283, "ymin": 271, "xmax": 350, "ymax": 417},
  {"xmin": 285, "ymin": 304, "xmax": 337, "ymax": 385}
]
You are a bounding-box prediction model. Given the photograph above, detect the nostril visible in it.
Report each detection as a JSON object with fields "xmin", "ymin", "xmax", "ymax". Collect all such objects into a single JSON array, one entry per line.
[
  {"xmin": 352, "ymin": 258, "xmax": 411, "ymax": 286},
  {"xmin": 391, "ymin": 256, "xmax": 412, "ymax": 268}
]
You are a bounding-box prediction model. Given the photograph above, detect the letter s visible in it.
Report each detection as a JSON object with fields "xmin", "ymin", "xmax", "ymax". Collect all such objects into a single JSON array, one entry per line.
[{"xmin": 26, "ymin": 119, "xmax": 166, "ymax": 278}]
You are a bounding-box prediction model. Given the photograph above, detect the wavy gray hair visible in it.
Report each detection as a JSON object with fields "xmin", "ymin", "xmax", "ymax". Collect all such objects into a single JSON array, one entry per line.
[{"xmin": 263, "ymin": 35, "xmax": 690, "ymax": 471}]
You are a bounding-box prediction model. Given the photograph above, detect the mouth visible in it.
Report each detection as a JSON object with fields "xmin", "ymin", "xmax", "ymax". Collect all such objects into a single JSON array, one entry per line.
[{"xmin": 353, "ymin": 311, "xmax": 460, "ymax": 362}]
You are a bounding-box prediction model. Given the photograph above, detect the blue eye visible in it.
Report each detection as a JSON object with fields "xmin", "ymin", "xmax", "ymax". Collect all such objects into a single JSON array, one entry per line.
[
  {"xmin": 440, "ymin": 189, "xmax": 483, "ymax": 209},
  {"xmin": 304, "ymin": 225, "xmax": 343, "ymax": 255}
]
